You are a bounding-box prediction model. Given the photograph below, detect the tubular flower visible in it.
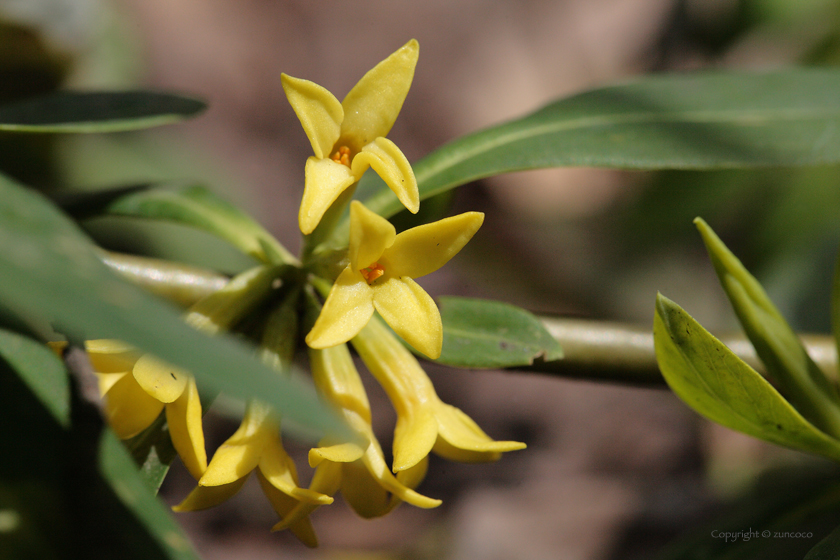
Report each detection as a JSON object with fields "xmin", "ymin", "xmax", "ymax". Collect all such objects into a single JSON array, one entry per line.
[
  {"xmin": 173, "ymin": 400, "xmax": 333, "ymax": 547},
  {"xmin": 352, "ymin": 317, "xmax": 526, "ymax": 473},
  {"xmin": 49, "ymin": 340, "xmax": 207, "ymax": 480},
  {"xmin": 273, "ymin": 340, "xmax": 440, "ymax": 534},
  {"xmin": 281, "ymin": 39, "xmax": 420, "ymax": 234},
  {"xmin": 306, "ymin": 201, "xmax": 484, "ymax": 359},
  {"xmin": 46, "ymin": 264, "xmax": 287, "ymax": 481}
]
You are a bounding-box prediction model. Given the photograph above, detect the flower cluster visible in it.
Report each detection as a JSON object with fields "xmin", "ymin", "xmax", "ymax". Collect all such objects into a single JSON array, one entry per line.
[{"xmin": 57, "ymin": 40, "xmax": 525, "ymax": 547}]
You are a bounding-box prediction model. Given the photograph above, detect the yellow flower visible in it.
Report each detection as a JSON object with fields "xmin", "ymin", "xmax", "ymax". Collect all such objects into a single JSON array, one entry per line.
[
  {"xmin": 282, "ymin": 39, "xmax": 420, "ymax": 234},
  {"xmin": 50, "ymin": 340, "xmax": 207, "ymax": 480},
  {"xmin": 272, "ymin": 340, "xmax": 440, "ymax": 533},
  {"xmin": 47, "ymin": 264, "xmax": 287, "ymax": 481},
  {"xmin": 306, "ymin": 201, "xmax": 484, "ymax": 359},
  {"xmin": 173, "ymin": 401, "xmax": 333, "ymax": 547},
  {"xmin": 352, "ymin": 317, "xmax": 526, "ymax": 473}
]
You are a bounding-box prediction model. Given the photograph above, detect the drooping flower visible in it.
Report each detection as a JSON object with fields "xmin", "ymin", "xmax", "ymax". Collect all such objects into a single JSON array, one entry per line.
[
  {"xmin": 47, "ymin": 264, "xmax": 287, "ymax": 481},
  {"xmin": 272, "ymin": 336, "xmax": 440, "ymax": 534},
  {"xmin": 352, "ymin": 316, "xmax": 526, "ymax": 473},
  {"xmin": 173, "ymin": 400, "xmax": 333, "ymax": 547},
  {"xmin": 306, "ymin": 201, "xmax": 484, "ymax": 359},
  {"xmin": 282, "ymin": 39, "xmax": 420, "ymax": 234},
  {"xmin": 50, "ymin": 339, "xmax": 207, "ymax": 480}
]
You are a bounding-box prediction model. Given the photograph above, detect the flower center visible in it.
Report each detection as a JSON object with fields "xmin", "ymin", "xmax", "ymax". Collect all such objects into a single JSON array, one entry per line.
[
  {"xmin": 331, "ymin": 146, "xmax": 351, "ymax": 167},
  {"xmin": 360, "ymin": 262, "xmax": 385, "ymax": 283}
]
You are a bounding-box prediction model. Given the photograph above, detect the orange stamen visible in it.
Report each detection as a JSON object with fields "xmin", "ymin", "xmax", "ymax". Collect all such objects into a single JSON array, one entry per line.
[
  {"xmin": 331, "ymin": 146, "xmax": 351, "ymax": 167},
  {"xmin": 360, "ymin": 262, "xmax": 385, "ymax": 283}
]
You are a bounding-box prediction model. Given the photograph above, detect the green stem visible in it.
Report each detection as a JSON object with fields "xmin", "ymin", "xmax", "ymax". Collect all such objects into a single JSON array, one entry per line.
[
  {"xmin": 533, "ymin": 318, "xmax": 838, "ymax": 388},
  {"xmin": 100, "ymin": 251, "xmax": 229, "ymax": 306},
  {"xmin": 98, "ymin": 253, "xmax": 840, "ymax": 388}
]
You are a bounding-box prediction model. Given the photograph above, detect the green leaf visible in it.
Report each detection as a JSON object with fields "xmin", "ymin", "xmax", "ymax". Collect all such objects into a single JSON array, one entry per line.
[
  {"xmin": 831, "ymin": 243, "xmax": 840, "ymax": 380},
  {"xmin": 0, "ymin": 91, "xmax": 205, "ymax": 133},
  {"xmin": 436, "ymin": 296, "xmax": 563, "ymax": 368},
  {"xmin": 124, "ymin": 413, "xmax": 178, "ymax": 492},
  {"xmin": 696, "ymin": 217, "xmax": 840, "ymax": 440},
  {"xmin": 0, "ymin": 329, "xmax": 199, "ymax": 559},
  {"xmin": 102, "ymin": 183, "xmax": 296, "ymax": 264},
  {"xmin": 0, "ymin": 173, "xmax": 347, "ymax": 442},
  {"xmin": 99, "ymin": 431, "xmax": 201, "ymax": 560},
  {"xmin": 653, "ymin": 293, "xmax": 840, "ymax": 462},
  {"xmin": 355, "ymin": 68, "xmax": 840, "ymax": 222},
  {"xmin": 0, "ymin": 328, "xmax": 69, "ymax": 426}
]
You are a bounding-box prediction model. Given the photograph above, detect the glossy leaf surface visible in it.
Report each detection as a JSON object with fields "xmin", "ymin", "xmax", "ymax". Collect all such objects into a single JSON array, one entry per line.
[
  {"xmin": 102, "ymin": 183, "xmax": 293, "ymax": 264},
  {"xmin": 654, "ymin": 293, "xmax": 840, "ymax": 462},
  {"xmin": 0, "ymin": 92, "xmax": 205, "ymax": 133},
  {"xmin": 0, "ymin": 328, "xmax": 199, "ymax": 559},
  {"xmin": 0, "ymin": 173, "xmax": 345, "ymax": 441},
  {"xmin": 0, "ymin": 328, "xmax": 69, "ymax": 426},
  {"xmin": 696, "ymin": 217, "xmax": 840, "ymax": 439},
  {"xmin": 354, "ymin": 69, "xmax": 840, "ymax": 222},
  {"xmin": 437, "ymin": 297, "xmax": 563, "ymax": 368}
]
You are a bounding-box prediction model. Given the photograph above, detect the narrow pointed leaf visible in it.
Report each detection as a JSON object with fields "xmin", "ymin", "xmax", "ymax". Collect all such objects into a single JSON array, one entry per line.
[
  {"xmin": 0, "ymin": 329, "xmax": 199, "ymax": 559},
  {"xmin": 0, "ymin": 173, "xmax": 347, "ymax": 441},
  {"xmin": 99, "ymin": 431, "xmax": 201, "ymax": 560},
  {"xmin": 831, "ymin": 246, "xmax": 840, "ymax": 380},
  {"xmin": 654, "ymin": 293, "xmax": 840, "ymax": 462},
  {"xmin": 124, "ymin": 414, "xmax": 177, "ymax": 491},
  {"xmin": 696, "ymin": 217, "xmax": 840, "ymax": 439},
  {"xmin": 436, "ymin": 297, "xmax": 563, "ymax": 368},
  {"xmin": 0, "ymin": 91, "xmax": 205, "ymax": 133},
  {"xmin": 352, "ymin": 68, "xmax": 840, "ymax": 223},
  {"xmin": 101, "ymin": 183, "xmax": 295, "ymax": 264},
  {"xmin": 0, "ymin": 328, "xmax": 69, "ymax": 426}
]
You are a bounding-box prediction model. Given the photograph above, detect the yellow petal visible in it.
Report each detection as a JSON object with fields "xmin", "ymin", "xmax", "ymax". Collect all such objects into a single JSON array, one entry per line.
[
  {"xmin": 51, "ymin": 339, "xmax": 139, "ymax": 372},
  {"xmin": 358, "ymin": 438, "xmax": 441, "ymax": 511},
  {"xmin": 132, "ymin": 354, "xmax": 189, "ymax": 404},
  {"xmin": 299, "ymin": 157, "xmax": 356, "ymax": 234},
  {"xmin": 84, "ymin": 340, "xmax": 141, "ymax": 372},
  {"xmin": 349, "ymin": 200, "xmax": 396, "ymax": 271},
  {"xmin": 340, "ymin": 39, "xmax": 419, "ymax": 148},
  {"xmin": 97, "ymin": 371, "xmax": 128, "ymax": 396},
  {"xmin": 166, "ymin": 377, "xmax": 207, "ymax": 480},
  {"xmin": 380, "ymin": 212, "xmax": 484, "ymax": 279},
  {"xmin": 340, "ymin": 460, "xmax": 391, "ymax": 519},
  {"xmin": 84, "ymin": 339, "xmax": 136, "ymax": 355},
  {"xmin": 434, "ymin": 404, "xmax": 526, "ymax": 461},
  {"xmin": 308, "ymin": 343, "xmax": 371, "ymax": 422},
  {"xmin": 305, "ymin": 267, "xmax": 374, "ymax": 349},
  {"xmin": 256, "ymin": 470, "xmax": 319, "ymax": 548},
  {"xmin": 351, "ymin": 138, "xmax": 419, "ymax": 214},
  {"xmin": 259, "ymin": 435, "xmax": 334, "ymax": 505},
  {"xmin": 372, "ymin": 276, "xmax": 442, "ymax": 359},
  {"xmin": 309, "ymin": 442, "xmax": 365, "ymax": 466},
  {"xmin": 281, "ymin": 73, "xmax": 343, "ymax": 159},
  {"xmin": 392, "ymin": 408, "xmax": 438, "ymax": 473},
  {"xmin": 388, "ymin": 456, "xmax": 430, "ymax": 512},
  {"xmin": 199, "ymin": 403, "xmax": 274, "ymax": 486},
  {"xmin": 351, "ymin": 318, "xmax": 439, "ymax": 470},
  {"xmin": 271, "ymin": 461, "xmax": 343, "ymax": 532},
  {"xmin": 104, "ymin": 373, "xmax": 164, "ymax": 439},
  {"xmin": 351, "ymin": 315, "xmax": 435, "ymax": 407},
  {"xmin": 172, "ymin": 477, "xmax": 248, "ymax": 512}
]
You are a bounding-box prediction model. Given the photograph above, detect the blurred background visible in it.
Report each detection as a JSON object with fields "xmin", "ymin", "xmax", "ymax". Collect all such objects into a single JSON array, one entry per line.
[{"xmin": 5, "ymin": 0, "xmax": 840, "ymax": 558}]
